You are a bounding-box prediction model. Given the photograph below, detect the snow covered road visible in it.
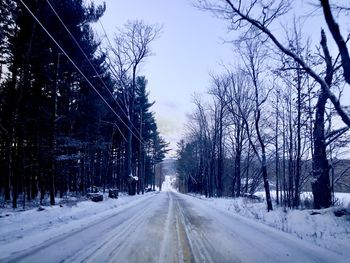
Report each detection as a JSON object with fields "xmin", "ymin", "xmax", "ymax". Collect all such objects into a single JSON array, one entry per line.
[{"xmin": 1, "ymin": 191, "xmax": 347, "ymax": 262}]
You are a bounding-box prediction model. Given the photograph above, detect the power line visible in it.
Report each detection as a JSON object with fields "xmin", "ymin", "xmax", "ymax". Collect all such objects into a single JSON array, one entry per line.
[
  {"xmin": 99, "ymin": 20, "xmax": 114, "ymax": 53},
  {"xmin": 100, "ymin": 120, "xmax": 128, "ymax": 143},
  {"xmin": 45, "ymin": 0, "xmax": 146, "ymax": 145},
  {"xmin": 98, "ymin": 20, "xmax": 149, "ymax": 147},
  {"xmin": 98, "ymin": 20, "xmax": 132, "ymax": 86},
  {"xmin": 19, "ymin": 0, "xmax": 146, "ymax": 146}
]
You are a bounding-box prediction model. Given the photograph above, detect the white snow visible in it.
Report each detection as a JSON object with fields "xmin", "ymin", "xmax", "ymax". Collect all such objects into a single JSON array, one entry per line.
[
  {"xmin": 129, "ymin": 173, "xmax": 139, "ymax": 181},
  {"xmin": 169, "ymin": 190, "xmax": 347, "ymax": 262},
  {"xmin": 165, "ymin": 176, "xmax": 350, "ymax": 258},
  {"xmin": 255, "ymin": 191, "xmax": 350, "ymax": 207},
  {"xmin": 162, "ymin": 175, "xmax": 176, "ymax": 191},
  {"xmin": 188, "ymin": 192, "xmax": 350, "ymax": 258},
  {"xmin": 0, "ymin": 192, "xmax": 157, "ymax": 259},
  {"xmin": 1, "ymin": 176, "xmax": 349, "ymax": 262}
]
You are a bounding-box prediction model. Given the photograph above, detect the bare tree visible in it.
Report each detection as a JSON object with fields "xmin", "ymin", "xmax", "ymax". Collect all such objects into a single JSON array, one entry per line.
[
  {"xmin": 192, "ymin": 95, "xmax": 217, "ymax": 196},
  {"xmin": 196, "ymin": 0, "xmax": 350, "ymax": 208},
  {"xmin": 209, "ymin": 74, "xmax": 231, "ymax": 197},
  {"xmin": 226, "ymin": 69, "xmax": 253, "ymax": 197},
  {"xmin": 238, "ymin": 36, "xmax": 273, "ymax": 211},
  {"xmin": 110, "ymin": 20, "xmax": 161, "ymax": 194},
  {"xmin": 272, "ymin": 87, "xmax": 280, "ymax": 205},
  {"xmin": 196, "ymin": 0, "xmax": 350, "ymax": 127},
  {"xmin": 320, "ymin": 0, "xmax": 350, "ymax": 85}
]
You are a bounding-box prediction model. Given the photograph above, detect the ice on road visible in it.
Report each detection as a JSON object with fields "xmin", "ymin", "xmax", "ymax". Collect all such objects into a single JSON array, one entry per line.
[{"xmin": 1, "ymin": 191, "xmax": 346, "ymax": 263}]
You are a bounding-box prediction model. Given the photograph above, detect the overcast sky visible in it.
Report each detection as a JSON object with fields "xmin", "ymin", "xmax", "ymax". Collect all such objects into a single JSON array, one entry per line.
[
  {"xmin": 92, "ymin": 0, "xmax": 234, "ymax": 157},
  {"xmin": 93, "ymin": 0, "xmax": 350, "ymax": 157}
]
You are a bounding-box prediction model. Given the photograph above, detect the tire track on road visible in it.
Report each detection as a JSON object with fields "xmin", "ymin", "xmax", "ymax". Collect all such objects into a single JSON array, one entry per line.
[
  {"xmin": 65, "ymin": 196, "xmax": 156, "ymax": 263},
  {"xmin": 4, "ymin": 194, "xmax": 158, "ymax": 263},
  {"xmin": 172, "ymin": 191, "xmax": 234, "ymax": 263}
]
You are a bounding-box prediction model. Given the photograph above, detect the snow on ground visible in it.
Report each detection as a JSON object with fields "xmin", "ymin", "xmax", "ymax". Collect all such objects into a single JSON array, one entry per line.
[
  {"xmin": 162, "ymin": 175, "xmax": 176, "ymax": 191},
  {"xmin": 329, "ymin": 192, "xmax": 350, "ymax": 207},
  {"xmin": 0, "ymin": 191, "xmax": 157, "ymax": 257},
  {"xmin": 3, "ymin": 189, "xmax": 344, "ymax": 262},
  {"xmin": 1, "ymin": 175, "xmax": 349, "ymax": 261},
  {"xmin": 254, "ymin": 191, "xmax": 350, "ymax": 207},
  {"xmin": 179, "ymin": 192, "xmax": 348, "ymax": 262},
  {"xmin": 189, "ymin": 192, "xmax": 350, "ymax": 258}
]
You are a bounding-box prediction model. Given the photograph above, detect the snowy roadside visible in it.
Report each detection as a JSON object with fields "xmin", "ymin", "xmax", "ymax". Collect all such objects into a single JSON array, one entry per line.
[
  {"xmin": 185, "ymin": 191, "xmax": 350, "ymax": 258},
  {"xmin": 0, "ymin": 192, "xmax": 158, "ymax": 256}
]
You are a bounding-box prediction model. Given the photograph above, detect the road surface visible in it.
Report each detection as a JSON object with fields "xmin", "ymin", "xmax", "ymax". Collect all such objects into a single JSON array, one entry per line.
[{"xmin": 1, "ymin": 191, "xmax": 346, "ymax": 263}]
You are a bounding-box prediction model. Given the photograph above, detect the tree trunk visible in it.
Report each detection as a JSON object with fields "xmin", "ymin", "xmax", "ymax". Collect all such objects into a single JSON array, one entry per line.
[
  {"xmin": 288, "ymin": 91, "xmax": 293, "ymax": 208},
  {"xmin": 262, "ymin": 156, "xmax": 273, "ymax": 211},
  {"xmin": 217, "ymin": 109, "xmax": 224, "ymax": 197},
  {"xmin": 234, "ymin": 121, "xmax": 242, "ymax": 197},
  {"xmin": 275, "ymin": 93, "xmax": 279, "ymax": 205},
  {"xmin": 256, "ymin": 107, "xmax": 273, "ymax": 211},
  {"xmin": 234, "ymin": 147, "xmax": 241, "ymax": 197},
  {"xmin": 245, "ymin": 144, "xmax": 251, "ymax": 194},
  {"xmin": 311, "ymin": 90, "xmax": 331, "ymax": 209},
  {"xmin": 126, "ymin": 126, "xmax": 132, "ymax": 194},
  {"xmin": 311, "ymin": 30, "xmax": 333, "ymax": 209},
  {"xmin": 294, "ymin": 68, "xmax": 302, "ymax": 208}
]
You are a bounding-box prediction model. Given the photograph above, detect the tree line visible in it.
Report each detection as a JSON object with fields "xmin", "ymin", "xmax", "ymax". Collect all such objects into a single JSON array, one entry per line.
[
  {"xmin": 0, "ymin": 0, "xmax": 168, "ymax": 208},
  {"xmin": 177, "ymin": 0, "xmax": 350, "ymax": 211}
]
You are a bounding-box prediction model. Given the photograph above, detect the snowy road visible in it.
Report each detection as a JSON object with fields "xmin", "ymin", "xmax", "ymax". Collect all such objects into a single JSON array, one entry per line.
[{"xmin": 1, "ymin": 191, "xmax": 346, "ymax": 263}]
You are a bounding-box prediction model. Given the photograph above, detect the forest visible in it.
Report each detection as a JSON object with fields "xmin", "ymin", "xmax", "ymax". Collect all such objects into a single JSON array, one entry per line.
[
  {"xmin": 0, "ymin": 0, "xmax": 168, "ymax": 208},
  {"xmin": 177, "ymin": 0, "xmax": 350, "ymax": 211},
  {"xmin": 0, "ymin": 1, "xmax": 350, "ymax": 261}
]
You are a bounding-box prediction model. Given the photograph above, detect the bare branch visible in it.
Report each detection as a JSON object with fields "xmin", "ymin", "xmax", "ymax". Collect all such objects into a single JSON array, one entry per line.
[{"xmin": 320, "ymin": 0, "xmax": 350, "ymax": 84}]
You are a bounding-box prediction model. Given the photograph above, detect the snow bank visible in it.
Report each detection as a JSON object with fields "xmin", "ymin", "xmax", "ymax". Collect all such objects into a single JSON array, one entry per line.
[
  {"xmin": 0, "ymin": 192, "xmax": 157, "ymax": 257},
  {"xmin": 188, "ymin": 192, "xmax": 350, "ymax": 258},
  {"xmin": 255, "ymin": 191, "xmax": 350, "ymax": 207}
]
